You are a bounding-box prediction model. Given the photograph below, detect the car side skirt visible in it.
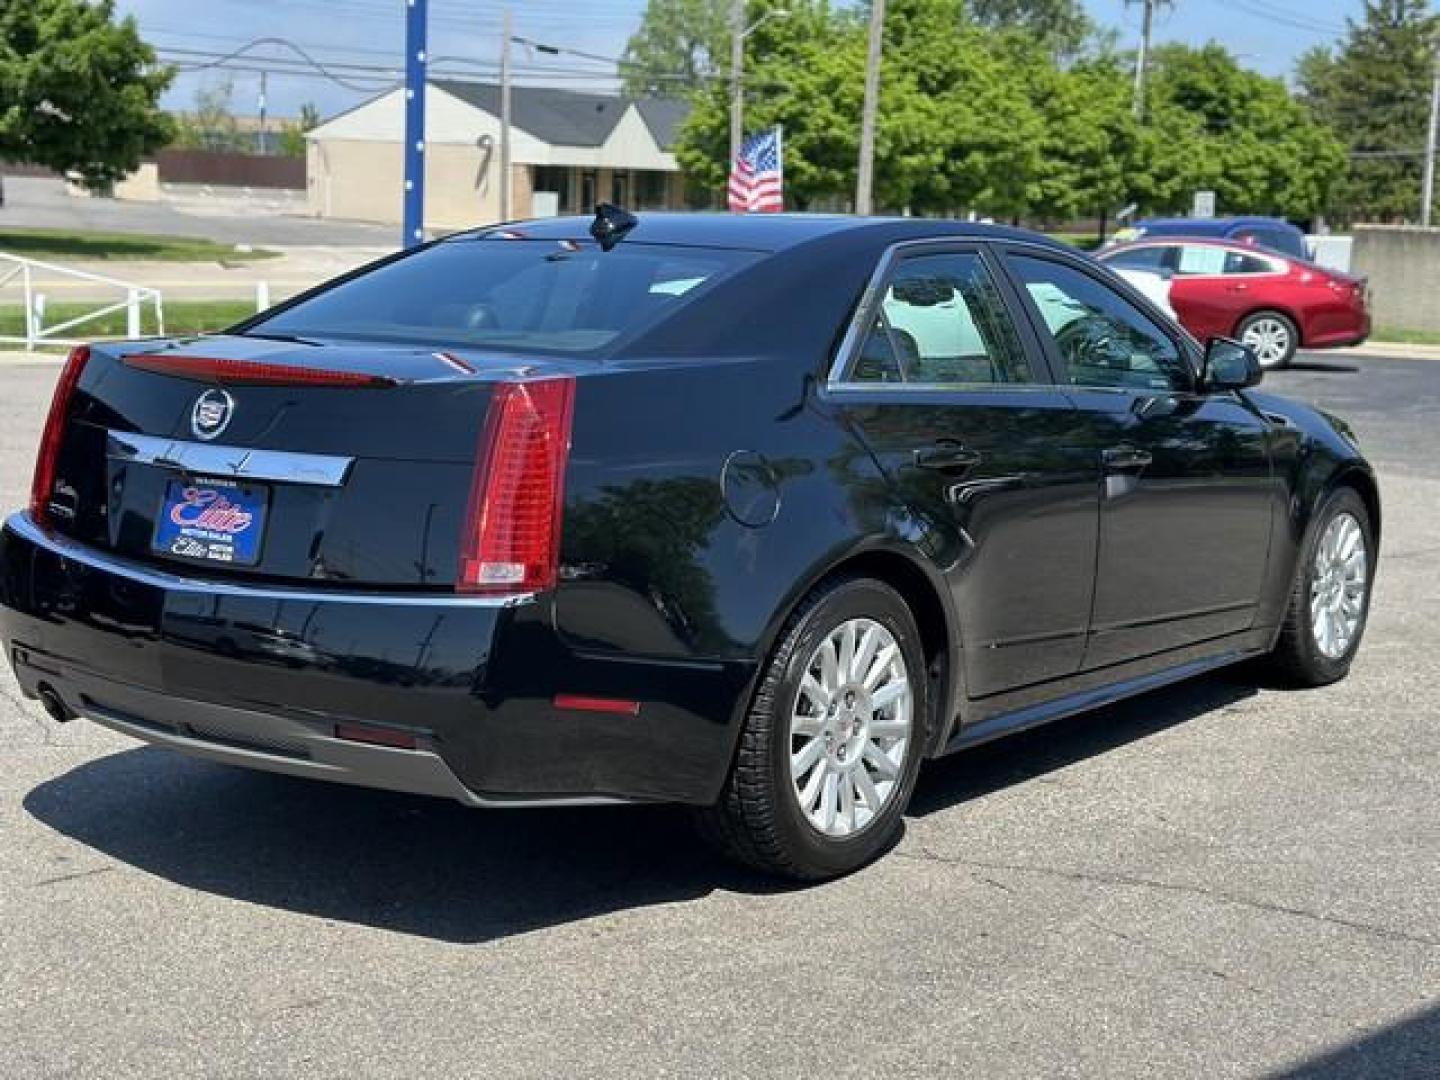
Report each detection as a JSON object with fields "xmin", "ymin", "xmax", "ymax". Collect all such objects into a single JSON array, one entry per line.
[{"xmin": 943, "ymin": 629, "xmax": 1270, "ymax": 755}]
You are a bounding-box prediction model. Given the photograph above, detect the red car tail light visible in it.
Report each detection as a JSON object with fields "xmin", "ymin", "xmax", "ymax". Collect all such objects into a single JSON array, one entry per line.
[
  {"xmin": 30, "ymin": 345, "xmax": 91, "ymax": 527},
  {"xmin": 458, "ymin": 377, "xmax": 576, "ymax": 595},
  {"xmin": 123, "ymin": 353, "xmax": 399, "ymax": 387}
]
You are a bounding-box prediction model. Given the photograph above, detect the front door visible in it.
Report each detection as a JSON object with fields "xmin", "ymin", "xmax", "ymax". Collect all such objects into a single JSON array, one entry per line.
[
  {"xmin": 1001, "ymin": 249, "xmax": 1277, "ymax": 669},
  {"xmin": 826, "ymin": 246, "xmax": 1099, "ymax": 699}
]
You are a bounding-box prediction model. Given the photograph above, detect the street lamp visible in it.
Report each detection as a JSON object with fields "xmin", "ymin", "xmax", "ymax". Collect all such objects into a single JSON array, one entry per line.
[{"xmin": 729, "ymin": 6, "xmax": 790, "ymax": 165}]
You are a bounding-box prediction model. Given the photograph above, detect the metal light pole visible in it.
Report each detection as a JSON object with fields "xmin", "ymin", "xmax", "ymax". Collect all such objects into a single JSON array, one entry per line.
[
  {"xmin": 500, "ymin": 5, "xmax": 514, "ymax": 221},
  {"xmin": 402, "ymin": 0, "xmax": 428, "ymax": 247},
  {"xmin": 1423, "ymin": 48, "xmax": 1439, "ymax": 228},
  {"xmin": 729, "ymin": 0, "xmax": 746, "ymax": 166},
  {"xmin": 855, "ymin": 0, "xmax": 885, "ymax": 216},
  {"xmin": 1130, "ymin": 0, "xmax": 1159, "ymax": 120},
  {"xmin": 729, "ymin": 7, "xmax": 790, "ymax": 166}
]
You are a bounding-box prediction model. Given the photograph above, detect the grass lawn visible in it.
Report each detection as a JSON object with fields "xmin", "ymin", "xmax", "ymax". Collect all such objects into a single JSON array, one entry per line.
[
  {"xmin": 0, "ymin": 299, "xmax": 256, "ymax": 342},
  {"xmin": 0, "ymin": 227, "xmax": 278, "ymax": 262},
  {"xmin": 1372, "ymin": 327, "xmax": 1440, "ymax": 347}
]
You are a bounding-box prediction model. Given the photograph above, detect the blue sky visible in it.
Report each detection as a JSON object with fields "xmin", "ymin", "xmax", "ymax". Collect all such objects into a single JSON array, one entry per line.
[{"xmin": 115, "ymin": 0, "xmax": 1368, "ymax": 120}]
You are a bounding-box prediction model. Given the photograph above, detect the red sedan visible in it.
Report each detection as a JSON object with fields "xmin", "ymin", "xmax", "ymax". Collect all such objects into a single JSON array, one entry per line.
[{"xmin": 1099, "ymin": 238, "xmax": 1370, "ymax": 368}]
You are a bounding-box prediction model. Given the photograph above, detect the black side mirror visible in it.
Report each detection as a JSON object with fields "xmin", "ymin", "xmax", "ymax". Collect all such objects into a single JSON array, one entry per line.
[{"xmin": 1202, "ymin": 337, "xmax": 1262, "ymax": 391}]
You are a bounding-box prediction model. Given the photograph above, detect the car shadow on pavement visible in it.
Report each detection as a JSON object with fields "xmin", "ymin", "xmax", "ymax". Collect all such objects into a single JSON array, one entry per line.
[
  {"xmin": 1268, "ymin": 1002, "xmax": 1440, "ymax": 1078},
  {"xmin": 24, "ymin": 672, "xmax": 1256, "ymax": 944},
  {"xmin": 908, "ymin": 672, "xmax": 1256, "ymax": 817},
  {"xmin": 1286, "ymin": 359, "xmax": 1360, "ymax": 374}
]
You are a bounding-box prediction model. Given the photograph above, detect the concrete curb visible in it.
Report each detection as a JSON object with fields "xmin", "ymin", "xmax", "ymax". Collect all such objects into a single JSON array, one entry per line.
[{"xmin": 1327, "ymin": 342, "xmax": 1440, "ymax": 361}]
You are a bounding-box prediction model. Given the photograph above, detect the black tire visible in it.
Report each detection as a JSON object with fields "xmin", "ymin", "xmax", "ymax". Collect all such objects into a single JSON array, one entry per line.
[
  {"xmin": 1263, "ymin": 486, "xmax": 1375, "ymax": 687},
  {"xmin": 1237, "ymin": 310, "xmax": 1300, "ymax": 369},
  {"xmin": 694, "ymin": 576, "xmax": 929, "ymax": 880}
]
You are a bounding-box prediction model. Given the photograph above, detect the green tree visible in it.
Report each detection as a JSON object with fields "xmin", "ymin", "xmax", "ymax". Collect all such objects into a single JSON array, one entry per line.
[
  {"xmin": 1139, "ymin": 44, "xmax": 1345, "ymax": 221},
  {"xmin": 173, "ymin": 79, "xmax": 246, "ymax": 152},
  {"xmin": 0, "ymin": 0, "xmax": 173, "ymax": 191},
  {"xmin": 621, "ymin": 0, "xmax": 731, "ymax": 96},
  {"xmin": 674, "ymin": 1, "xmax": 867, "ymax": 208},
  {"xmin": 966, "ymin": 0, "xmax": 1095, "ymax": 61},
  {"xmin": 1026, "ymin": 55, "xmax": 1140, "ymax": 228},
  {"xmin": 1298, "ymin": 0, "xmax": 1440, "ymax": 223},
  {"xmin": 278, "ymin": 102, "xmax": 321, "ymax": 157}
]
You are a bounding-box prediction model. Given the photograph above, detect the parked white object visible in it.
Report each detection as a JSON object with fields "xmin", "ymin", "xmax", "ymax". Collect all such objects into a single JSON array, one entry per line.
[
  {"xmin": 0, "ymin": 253, "xmax": 164, "ymax": 351},
  {"xmin": 1113, "ymin": 268, "xmax": 1177, "ymax": 320},
  {"xmin": 1306, "ymin": 235, "xmax": 1354, "ymax": 274}
]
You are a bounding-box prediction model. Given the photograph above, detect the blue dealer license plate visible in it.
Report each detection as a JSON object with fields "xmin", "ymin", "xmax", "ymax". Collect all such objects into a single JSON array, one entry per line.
[{"xmin": 152, "ymin": 478, "xmax": 268, "ymax": 566}]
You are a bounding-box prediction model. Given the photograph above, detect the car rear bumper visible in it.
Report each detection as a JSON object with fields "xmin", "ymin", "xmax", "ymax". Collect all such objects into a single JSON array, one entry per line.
[{"xmin": 1, "ymin": 513, "xmax": 753, "ymax": 806}]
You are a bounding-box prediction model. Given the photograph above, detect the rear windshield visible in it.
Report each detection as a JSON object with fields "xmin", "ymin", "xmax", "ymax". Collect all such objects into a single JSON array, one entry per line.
[{"xmin": 248, "ymin": 238, "xmax": 760, "ymax": 354}]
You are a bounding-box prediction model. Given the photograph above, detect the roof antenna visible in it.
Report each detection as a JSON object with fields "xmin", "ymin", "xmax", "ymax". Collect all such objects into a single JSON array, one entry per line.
[{"xmin": 590, "ymin": 203, "xmax": 637, "ymax": 251}]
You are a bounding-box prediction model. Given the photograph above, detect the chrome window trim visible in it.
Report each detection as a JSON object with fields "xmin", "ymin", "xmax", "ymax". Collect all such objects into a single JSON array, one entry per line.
[
  {"xmin": 6, "ymin": 512, "xmax": 533, "ymax": 609},
  {"xmin": 106, "ymin": 430, "xmax": 354, "ymax": 488}
]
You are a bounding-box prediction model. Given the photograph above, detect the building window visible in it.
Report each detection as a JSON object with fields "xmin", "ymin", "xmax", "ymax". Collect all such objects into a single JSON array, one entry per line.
[
  {"xmin": 611, "ymin": 171, "xmax": 630, "ymax": 206},
  {"xmin": 533, "ymin": 166, "xmax": 571, "ymax": 211},
  {"xmin": 636, "ymin": 170, "xmax": 669, "ymax": 209},
  {"xmin": 580, "ymin": 170, "xmax": 598, "ymax": 212}
]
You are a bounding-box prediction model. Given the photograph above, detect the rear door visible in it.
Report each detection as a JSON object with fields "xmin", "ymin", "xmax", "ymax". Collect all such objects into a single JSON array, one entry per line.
[
  {"xmin": 999, "ymin": 248, "xmax": 1276, "ymax": 669},
  {"xmin": 826, "ymin": 243, "xmax": 1099, "ymax": 699},
  {"xmin": 1169, "ymin": 244, "xmax": 1287, "ymax": 343}
]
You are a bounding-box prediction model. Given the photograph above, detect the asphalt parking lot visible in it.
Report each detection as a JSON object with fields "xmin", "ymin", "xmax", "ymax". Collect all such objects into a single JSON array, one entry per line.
[{"xmin": 0, "ymin": 353, "xmax": 1436, "ymax": 1079}]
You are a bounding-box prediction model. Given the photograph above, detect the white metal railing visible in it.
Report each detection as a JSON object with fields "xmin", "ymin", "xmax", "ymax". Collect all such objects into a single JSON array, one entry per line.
[{"xmin": 0, "ymin": 252, "xmax": 164, "ymax": 351}]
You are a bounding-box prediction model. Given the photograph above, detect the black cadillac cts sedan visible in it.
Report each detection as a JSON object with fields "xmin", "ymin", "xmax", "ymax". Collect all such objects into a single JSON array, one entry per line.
[{"xmin": 0, "ymin": 212, "xmax": 1379, "ymax": 879}]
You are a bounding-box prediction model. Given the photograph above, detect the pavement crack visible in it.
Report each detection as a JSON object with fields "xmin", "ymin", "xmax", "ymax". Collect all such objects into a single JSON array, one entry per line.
[
  {"xmin": 31, "ymin": 866, "xmax": 115, "ymax": 888},
  {"xmin": 896, "ymin": 851, "xmax": 1439, "ymax": 949}
]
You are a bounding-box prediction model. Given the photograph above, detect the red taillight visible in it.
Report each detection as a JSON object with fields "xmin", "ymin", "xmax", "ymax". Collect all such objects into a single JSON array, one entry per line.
[
  {"xmin": 458, "ymin": 377, "xmax": 575, "ymax": 594},
  {"xmin": 123, "ymin": 353, "xmax": 398, "ymax": 387},
  {"xmin": 30, "ymin": 345, "xmax": 91, "ymax": 527}
]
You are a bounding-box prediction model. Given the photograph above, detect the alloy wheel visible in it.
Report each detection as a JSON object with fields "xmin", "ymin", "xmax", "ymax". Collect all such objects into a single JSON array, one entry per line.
[
  {"xmin": 1310, "ymin": 511, "xmax": 1368, "ymax": 660},
  {"xmin": 1242, "ymin": 317, "xmax": 1293, "ymax": 368},
  {"xmin": 788, "ymin": 618, "xmax": 913, "ymax": 838}
]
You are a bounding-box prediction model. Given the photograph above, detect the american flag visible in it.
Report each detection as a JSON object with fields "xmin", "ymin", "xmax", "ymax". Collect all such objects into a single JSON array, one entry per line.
[{"xmin": 728, "ymin": 127, "xmax": 784, "ymax": 213}]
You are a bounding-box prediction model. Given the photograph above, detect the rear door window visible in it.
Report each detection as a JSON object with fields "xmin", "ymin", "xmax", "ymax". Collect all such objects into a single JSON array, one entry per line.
[{"xmin": 841, "ymin": 252, "xmax": 1034, "ymax": 385}]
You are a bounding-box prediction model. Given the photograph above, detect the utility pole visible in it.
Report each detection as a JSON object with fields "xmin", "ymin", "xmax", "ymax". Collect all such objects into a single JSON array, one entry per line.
[
  {"xmin": 257, "ymin": 70, "xmax": 268, "ymax": 155},
  {"xmin": 729, "ymin": 0, "xmax": 745, "ymax": 167},
  {"xmin": 500, "ymin": 6, "xmax": 514, "ymax": 220},
  {"xmin": 855, "ymin": 0, "xmax": 885, "ymax": 215},
  {"xmin": 1423, "ymin": 47, "xmax": 1439, "ymax": 228},
  {"xmin": 402, "ymin": 0, "xmax": 427, "ymax": 248},
  {"xmin": 1129, "ymin": 0, "xmax": 1162, "ymax": 120}
]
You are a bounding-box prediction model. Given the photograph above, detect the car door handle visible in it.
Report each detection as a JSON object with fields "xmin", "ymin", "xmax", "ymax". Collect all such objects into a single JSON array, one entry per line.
[
  {"xmin": 1102, "ymin": 445, "xmax": 1153, "ymax": 471},
  {"xmin": 913, "ymin": 443, "xmax": 983, "ymax": 471}
]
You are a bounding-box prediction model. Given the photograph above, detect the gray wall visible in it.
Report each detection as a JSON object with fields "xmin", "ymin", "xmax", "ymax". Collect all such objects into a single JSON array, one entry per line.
[{"xmin": 1352, "ymin": 225, "xmax": 1440, "ymax": 334}]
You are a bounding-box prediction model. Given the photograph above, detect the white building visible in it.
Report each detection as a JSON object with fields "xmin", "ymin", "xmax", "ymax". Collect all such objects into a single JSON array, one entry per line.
[{"xmin": 305, "ymin": 80, "xmax": 691, "ymax": 230}]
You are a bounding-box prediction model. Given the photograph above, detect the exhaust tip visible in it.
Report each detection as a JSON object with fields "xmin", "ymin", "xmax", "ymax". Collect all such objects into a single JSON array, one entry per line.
[{"xmin": 36, "ymin": 684, "xmax": 74, "ymax": 724}]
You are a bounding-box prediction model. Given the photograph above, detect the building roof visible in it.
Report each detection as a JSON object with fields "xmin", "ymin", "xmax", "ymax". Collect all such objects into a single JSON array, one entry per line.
[{"xmin": 430, "ymin": 80, "xmax": 687, "ymax": 150}]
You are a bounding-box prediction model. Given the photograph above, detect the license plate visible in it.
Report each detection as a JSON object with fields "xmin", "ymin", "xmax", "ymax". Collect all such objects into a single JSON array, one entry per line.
[{"xmin": 152, "ymin": 478, "xmax": 268, "ymax": 566}]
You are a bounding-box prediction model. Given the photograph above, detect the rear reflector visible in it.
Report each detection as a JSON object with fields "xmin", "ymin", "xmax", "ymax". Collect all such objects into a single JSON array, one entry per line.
[
  {"xmin": 553, "ymin": 694, "xmax": 642, "ymax": 716},
  {"xmin": 124, "ymin": 353, "xmax": 398, "ymax": 387},
  {"xmin": 334, "ymin": 722, "xmax": 418, "ymax": 749},
  {"xmin": 458, "ymin": 377, "xmax": 576, "ymax": 595},
  {"xmin": 30, "ymin": 345, "xmax": 91, "ymax": 527}
]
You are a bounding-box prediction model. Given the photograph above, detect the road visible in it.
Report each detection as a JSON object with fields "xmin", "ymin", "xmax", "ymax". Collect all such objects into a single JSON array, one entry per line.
[
  {"xmin": 0, "ymin": 353, "xmax": 1436, "ymax": 1078},
  {"xmin": 3, "ymin": 176, "xmax": 395, "ymax": 247}
]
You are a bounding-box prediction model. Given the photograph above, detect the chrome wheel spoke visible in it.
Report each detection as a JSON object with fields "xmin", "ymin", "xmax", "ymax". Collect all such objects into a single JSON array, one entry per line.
[{"xmin": 791, "ymin": 737, "xmax": 825, "ymax": 780}]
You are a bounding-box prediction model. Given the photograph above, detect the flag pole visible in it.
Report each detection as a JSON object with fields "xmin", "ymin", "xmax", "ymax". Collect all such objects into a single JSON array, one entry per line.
[{"xmin": 774, "ymin": 124, "xmax": 784, "ymax": 212}]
